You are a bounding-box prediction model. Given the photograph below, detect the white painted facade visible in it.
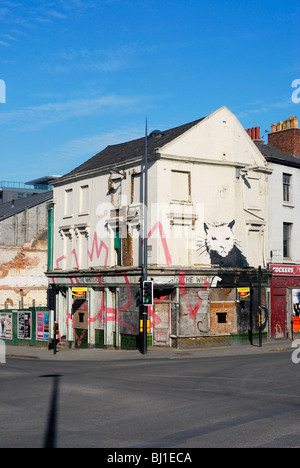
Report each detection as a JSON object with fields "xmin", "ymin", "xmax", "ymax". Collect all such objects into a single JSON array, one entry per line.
[
  {"xmin": 267, "ymin": 162, "xmax": 300, "ymax": 264},
  {"xmin": 53, "ymin": 107, "xmax": 270, "ymax": 272}
]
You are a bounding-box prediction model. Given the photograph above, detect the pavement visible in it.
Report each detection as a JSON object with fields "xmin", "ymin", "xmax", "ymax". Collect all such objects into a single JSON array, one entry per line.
[{"xmin": 2, "ymin": 338, "xmax": 296, "ymax": 362}]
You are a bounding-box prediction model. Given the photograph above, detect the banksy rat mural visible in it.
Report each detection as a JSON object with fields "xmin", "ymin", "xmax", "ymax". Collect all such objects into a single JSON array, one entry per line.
[{"xmin": 198, "ymin": 220, "xmax": 249, "ymax": 268}]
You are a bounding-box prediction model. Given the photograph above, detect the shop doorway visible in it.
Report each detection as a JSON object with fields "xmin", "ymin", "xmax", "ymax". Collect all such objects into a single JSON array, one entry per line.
[
  {"xmin": 271, "ymin": 292, "xmax": 286, "ymax": 339},
  {"xmin": 153, "ymin": 299, "xmax": 171, "ymax": 347}
]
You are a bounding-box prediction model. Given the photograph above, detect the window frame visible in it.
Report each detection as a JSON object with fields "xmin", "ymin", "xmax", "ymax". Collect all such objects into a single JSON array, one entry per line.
[
  {"xmin": 64, "ymin": 188, "xmax": 73, "ymax": 217},
  {"xmin": 283, "ymin": 173, "xmax": 292, "ymax": 204},
  {"xmin": 283, "ymin": 222, "xmax": 292, "ymax": 259},
  {"xmin": 79, "ymin": 184, "xmax": 89, "ymax": 214},
  {"xmin": 171, "ymin": 169, "xmax": 191, "ymax": 203}
]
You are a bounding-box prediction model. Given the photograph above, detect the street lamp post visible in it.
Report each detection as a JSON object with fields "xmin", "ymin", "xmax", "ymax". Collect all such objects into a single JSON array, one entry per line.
[
  {"xmin": 140, "ymin": 119, "xmax": 164, "ymax": 355},
  {"xmin": 141, "ymin": 118, "xmax": 149, "ymax": 354}
]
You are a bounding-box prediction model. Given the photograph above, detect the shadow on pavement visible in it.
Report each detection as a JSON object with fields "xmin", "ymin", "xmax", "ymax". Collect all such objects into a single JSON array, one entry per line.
[{"xmin": 40, "ymin": 374, "xmax": 62, "ymax": 448}]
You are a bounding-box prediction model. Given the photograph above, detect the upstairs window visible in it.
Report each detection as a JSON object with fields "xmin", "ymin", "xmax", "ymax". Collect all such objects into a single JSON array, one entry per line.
[
  {"xmin": 283, "ymin": 222, "xmax": 292, "ymax": 258},
  {"xmin": 114, "ymin": 226, "xmax": 122, "ymax": 266},
  {"xmin": 131, "ymin": 173, "xmax": 141, "ymax": 204},
  {"xmin": 283, "ymin": 174, "xmax": 291, "ymax": 203},
  {"xmin": 64, "ymin": 188, "xmax": 73, "ymax": 217},
  {"xmin": 171, "ymin": 170, "xmax": 191, "ymax": 202},
  {"xmin": 80, "ymin": 185, "xmax": 89, "ymax": 214}
]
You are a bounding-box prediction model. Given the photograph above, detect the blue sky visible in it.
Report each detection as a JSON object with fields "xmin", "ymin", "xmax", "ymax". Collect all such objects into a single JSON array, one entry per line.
[{"xmin": 0, "ymin": 0, "xmax": 299, "ymax": 182}]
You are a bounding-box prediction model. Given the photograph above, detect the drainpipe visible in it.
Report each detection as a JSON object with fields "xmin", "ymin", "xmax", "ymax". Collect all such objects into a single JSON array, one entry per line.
[
  {"xmin": 258, "ymin": 266, "xmax": 262, "ymax": 347},
  {"xmin": 47, "ymin": 203, "xmax": 54, "ymax": 272}
]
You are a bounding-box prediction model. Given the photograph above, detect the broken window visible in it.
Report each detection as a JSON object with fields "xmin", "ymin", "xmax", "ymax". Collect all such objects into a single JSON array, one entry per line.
[{"xmin": 216, "ymin": 312, "xmax": 227, "ymax": 323}]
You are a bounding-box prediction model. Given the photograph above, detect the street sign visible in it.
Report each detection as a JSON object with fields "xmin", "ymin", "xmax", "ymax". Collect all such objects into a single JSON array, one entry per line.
[
  {"xmin": 72, "ymin": 287, "xmax": 87, "ymax": 297},
  {"xmin": 238, "ymin": 287, "xmax": 250, "ymax": 300}
]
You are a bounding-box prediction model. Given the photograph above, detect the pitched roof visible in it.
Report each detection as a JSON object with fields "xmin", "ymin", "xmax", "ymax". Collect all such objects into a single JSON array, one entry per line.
[
  {"xmin": 255, "ymin": 141, "xmax": 300, "ymax": 168},
  {"xmin": 60, "ymin": 117, "xmax": 205, "ymax": 180},
  {"xmin": 0, "ymin": 190, "xmax": 53, "ymax": 221}
]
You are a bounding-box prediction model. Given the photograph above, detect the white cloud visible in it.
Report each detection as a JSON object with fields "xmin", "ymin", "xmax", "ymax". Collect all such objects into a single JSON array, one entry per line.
[
  {"xmin": 235, "ymin": 96, "xmax": 294, "ymax": 119},
  {"xmin": 42, "ymin": 45, "xmax": 139, "ymax": 74},
  {"xmin": 34, "ymin": 125, "xmax": 144, "ymax": 176},
  {"xmin": 0, "ymin": 0, "xmax": 99, "ymax": 45},
  {"xmin": 0, "ymin": 94, "xmax": 142, "ymax": 130},
  {"xmin": 50, "ymin": 126, "xmax": 142, "ymax": 161}
]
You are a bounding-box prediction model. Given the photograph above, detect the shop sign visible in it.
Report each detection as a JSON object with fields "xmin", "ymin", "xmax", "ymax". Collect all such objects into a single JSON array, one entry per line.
[
  {"xmin": 238, "ymin": 287, "xmax": 250, "ymax": 300},
  {"xmin": 72, "ymin": 287, "xmax": 87, "ymax": 297},
  {"xmin": 270, "ymin": 264, "xmax": 300, "ymax": 276}
]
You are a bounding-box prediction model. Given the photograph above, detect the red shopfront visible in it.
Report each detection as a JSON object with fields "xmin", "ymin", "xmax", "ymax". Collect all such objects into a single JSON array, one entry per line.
[{"xmin": 270, "ymin": 264, "xmax": 300, "ymax": 339}]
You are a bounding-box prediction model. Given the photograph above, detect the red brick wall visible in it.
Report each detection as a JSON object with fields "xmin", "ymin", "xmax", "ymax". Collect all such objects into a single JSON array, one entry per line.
[{"xmin": 268, "ymin": 128, "xmax": 300, "ymax": 156}]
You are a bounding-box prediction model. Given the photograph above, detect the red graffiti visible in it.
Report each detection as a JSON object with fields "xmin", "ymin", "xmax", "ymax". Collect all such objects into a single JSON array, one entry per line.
[
  {"xmin": 179, "ymin": 270, "xmax": 209, "ymax": 321},
  {"xmin": 88, "ymin": 232, "xmax": 109, "ymax": 266},
  {"xmin": 56, "ymin": 255, "xmax": 66, "ymax": 269},
  {"xmin": 145, "ymin": 221, "xmax": 172, "ymax": 267}
]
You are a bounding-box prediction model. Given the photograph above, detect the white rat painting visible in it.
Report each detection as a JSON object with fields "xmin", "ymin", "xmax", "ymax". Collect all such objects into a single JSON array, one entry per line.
[{"xmin": 199, "ymin": 220, "xmax": 249, "ymax": 268}]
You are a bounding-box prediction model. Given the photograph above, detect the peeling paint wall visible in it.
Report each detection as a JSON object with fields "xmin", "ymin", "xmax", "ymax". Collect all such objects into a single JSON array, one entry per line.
[{"xmin": 0, "ymin": 203, "xmax": 49, "ymax": 309}]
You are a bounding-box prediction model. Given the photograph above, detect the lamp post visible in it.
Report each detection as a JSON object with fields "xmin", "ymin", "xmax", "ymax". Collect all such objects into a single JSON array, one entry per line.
[
  {"xmin": 140, "ymin": 119, "xmax": 164, "ymax": 355},
  {"xmin": 140, "ymin": 118, "xmax": 149, "ymax": 355}
]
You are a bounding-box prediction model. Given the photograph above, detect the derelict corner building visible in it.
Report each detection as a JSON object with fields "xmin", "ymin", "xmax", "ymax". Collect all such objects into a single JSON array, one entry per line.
[{"xmin": 46, "ymin": 106, "xmax": 273, "ymax": 350}]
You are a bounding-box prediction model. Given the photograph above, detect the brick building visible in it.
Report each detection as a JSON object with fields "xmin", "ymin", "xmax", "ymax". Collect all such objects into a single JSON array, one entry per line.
[
  {"xmin": 247, "ymin": 116, "xmax": 300, "ymax": 339},
  {"xmin": 0, "ymin": 190, "xmax": 52, "ymax": 309}
]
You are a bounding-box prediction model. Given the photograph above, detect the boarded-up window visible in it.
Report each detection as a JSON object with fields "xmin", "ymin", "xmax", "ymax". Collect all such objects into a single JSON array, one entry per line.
[
  {"xmin": 111, "ymin": 178, "xmax": 122, "ymax": 207},
  {"xmin": 244, "ymin": 176, "xmax": 262, "ymax": 211},
  {"xmin": 171, "ymin": 170, "xmax": 190, "ymax": 202},
  {"xmin": 131, "ymin": 173, "xmax": 141, "ymax": 204},
  {"xmin": 210, "ymin": 302, "xmax": 237, "ymax": 335},
  {"xmin": 80, "ymin": 185, "xmax": 89, "ymax": 213},
  {"xmin": 247, "ymin": 226, "xmax": 263, "ymax": 267},
  {"xmin": 64, "ymin": 188, "xmax": 73, "ymax": 216}
]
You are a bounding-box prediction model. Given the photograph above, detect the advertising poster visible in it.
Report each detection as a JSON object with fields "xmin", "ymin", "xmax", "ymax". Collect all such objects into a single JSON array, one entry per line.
[
  {"xmin": 37, "ymin": 313, "xmax": 49, "ymax": 340},
  {"xmin": 0, "ymin": 313, "xmax": 12, "ymax": 339},
  {"xmin": 292, "ymin": 290, "xmax": 300, "ymax": 331},
  {"xmin": 18, "ymin": 312, "xmax": 31, "ymax": 339}
]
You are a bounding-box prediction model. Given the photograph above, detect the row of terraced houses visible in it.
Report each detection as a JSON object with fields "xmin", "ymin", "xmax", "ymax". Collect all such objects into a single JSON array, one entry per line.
[{"xmin": 1, "ymin": 106, "xmax": 300, "ymax": 350}]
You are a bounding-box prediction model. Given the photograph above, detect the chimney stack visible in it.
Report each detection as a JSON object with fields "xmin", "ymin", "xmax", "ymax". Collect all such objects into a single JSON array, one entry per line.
[
  {"xmin": 268, "ymin": 116, "xmax": 300, "ymax": 157},
  {"xmin": 245, "ymin": 126, "xmax": 264, "ymax": 143}
]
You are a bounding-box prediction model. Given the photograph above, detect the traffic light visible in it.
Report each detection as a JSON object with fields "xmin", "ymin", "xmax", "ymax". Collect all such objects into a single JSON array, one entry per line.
[
  {"xmin": 142, "ymin": 280, "xmax": 153, "ymax": 306},
  {"xmin": 47, "ymin": 285, "xmax": 56, "ymax": 310}
]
